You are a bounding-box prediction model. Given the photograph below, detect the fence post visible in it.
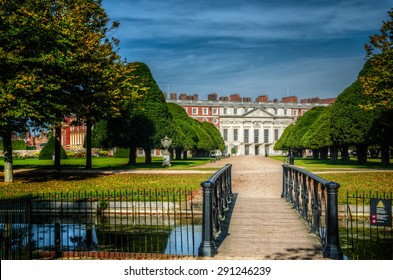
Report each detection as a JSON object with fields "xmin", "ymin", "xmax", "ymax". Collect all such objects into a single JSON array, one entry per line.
[
  {"xmin": 281, "ymin": 164, "xmax": 288, "ymax": 198},
  {"xmin": 198, "ymin": 181, "xmax": 218, "ymax": 257},
  {"xmin": 323, "ymin": 182, "xmax": 343, "ymax": 259}
]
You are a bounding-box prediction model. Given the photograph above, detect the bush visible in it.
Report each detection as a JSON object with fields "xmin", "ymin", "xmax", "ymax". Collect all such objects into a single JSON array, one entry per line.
[
  {"xmin": 0, "ymin": 140, "xmax": 26, "ymax": 150},
  {"xmin": 38, "ymin": 137, "xmax": 68, "ymax": 160},
  {"xmin": 114, "ymin": 147, "xmax": 130, "ymax": 158}
]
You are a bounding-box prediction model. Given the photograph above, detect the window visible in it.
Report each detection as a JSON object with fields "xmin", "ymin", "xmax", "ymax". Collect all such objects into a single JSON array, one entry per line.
[
  {"xmin": 274, "ymin": 108, "xmax": 278, "ymax": 115},
  {"xmin": 202, "ymin": 108, "xmax": 208, "ymax": 115},
  {"xmin": 284, "ymin": 109, "xmax": 287, "ymax": 115},
  {"xmin": 223, "ymin": 129, "xmax": 228, "ymax": 141},
  {"xmin": 233, "ymin": 129, "xmax": 238, "ymax": 141},
  {"xmin": 192, "ymin": 108, "xmax": 198, "ymax": 115},
  {"xmin": 234, "ymin": 108, "xmax": 237, "ymax": 115},
  {"xmin": 212, "ymin": 118, "xmax": 218, "ymax": 125},
  {"xmin": 264, "ymin": 129, "xmax": 269, "ymax": 143},
  {"xmin": 212, "ymin": 108, "xmax": 218, "ymax": 115},
  {"xmin": 223, "ymin": 108, "xmax": 227, "ymax": 114},
  {"xmin": 274, "ymin": 129, "xmax": 279, "ymax": 141},
  {"xmin": 254, "ymin": 129, "xmax": 259, "ymax": 143},
  {"xmin": 244, "ymin": 129, "xmax": 249, "ymax": 144},
  {"xmin": 293, "ymin": 110, "xmax": 297, "ymax": 116}
]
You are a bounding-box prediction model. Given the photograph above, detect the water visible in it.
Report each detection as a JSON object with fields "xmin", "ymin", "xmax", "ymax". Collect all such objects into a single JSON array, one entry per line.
[{"xmin": 0, "ymin": 222, "xmax": 201, "ymax": 258}]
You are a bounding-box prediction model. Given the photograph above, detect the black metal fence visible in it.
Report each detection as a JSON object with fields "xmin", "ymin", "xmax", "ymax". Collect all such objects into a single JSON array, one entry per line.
[
  {"xmin": 282, "ymin": 164, "xmax": 343, "ymax": 259},
  {"xmin": 342, "ymin": 191, "xmax": 393, "ymax": 260},
  {"xmin": 198, "ymin": 164, "xmax": 232, "ymax": 257},
  {"xmin": 0, "ymin": 189, "xmax": 199, "ymax": 260}
]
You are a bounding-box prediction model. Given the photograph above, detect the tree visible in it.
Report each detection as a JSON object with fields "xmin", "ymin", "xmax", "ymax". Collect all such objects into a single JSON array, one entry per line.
[
  {"xmin": 301, "ymin": 106, "xmax": 333, "ymax": 160},
  {"xmin": 129, "ymin": 62, "xmax": 172, "ymax": 164},
  {"xmin": 274, "ymin": 124, "xmax": 294, "ymax": 152},
  {"xmin": 0, "ymin": 0, "xmax": 121, "ymax": 180},
  {"xmin": 330, "ymin": 80, "xmax": 378, "ymax": 163},
  {"xmin": 284, "ymin": 107, "xmax": 327, "ymax": 156},
  {"xmin": 166, "ymin": 103, "xmax": 196, "ymax": 159},
  {"xmin": 359, "ymin": 8, "xmax": 393, "ymax": 110}
]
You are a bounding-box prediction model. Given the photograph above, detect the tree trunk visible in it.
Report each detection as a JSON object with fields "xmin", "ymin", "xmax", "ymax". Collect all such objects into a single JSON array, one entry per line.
[
  {"xmin": 183, "ymin": 150, "xmax": 188, "ymax": 160},
  {"xmin": 330, "ymin": 146, "xmax": 338, "ymax": 161},
  {"xmin": 3, "ymin": 130, "xmax": 13, "ymax": 183},
  {"xmin": 144, "ymin": 147, "xmax": 152, "ymax": 164},
  {"xmin": 175, "ymin": 148, "xmax": 182, "ymax": 160},
  {"xmin": 312, "ymin": 149, "xmax": 319, "ymax": 160},
  {"xmin": 85, "ymin": 118, "xmax": 92, "ymax": 169},
  {"xmin": 341, "ymin": 146, "xmax": 350, "ymax": 163},
  {"xmin": 356, "ymin": 144, "xmax": 368, "ymax": 164},
  {"xmin": 54, "ymin": 125, "xmax": 61, "ymax": 174},
  {"xmin": 128, "ymin": 145, "xmax": 137, "ymax": 166},
  {"xmin": 381, "ymin": 128, "xmax": 391, "ymax": 167},
  {"xmin": 320, "ymin": 147, "xmax": 329, "ymax": 159},
  {"xmin": 381, "ymin": 142, "xmax": 390, "ymax": 167}
]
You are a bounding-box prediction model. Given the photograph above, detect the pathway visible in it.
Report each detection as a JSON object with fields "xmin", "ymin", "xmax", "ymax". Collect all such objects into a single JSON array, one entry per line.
[{"xmin": 205, "ymin": 156, "xmax": 325, "ymax": 260}]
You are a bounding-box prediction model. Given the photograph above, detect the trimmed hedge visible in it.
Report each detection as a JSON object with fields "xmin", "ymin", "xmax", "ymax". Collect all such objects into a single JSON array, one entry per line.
[
  {"xmin": 38, "ymin": 137, "xmax": 68, "ymax": 160},
  {"xmin": 114, "ymin": 147, "xmax": 130, "ymax": 158},
  {"xmin": 0, "ymin": 140, "xmax": 26, "ymax": 150}
]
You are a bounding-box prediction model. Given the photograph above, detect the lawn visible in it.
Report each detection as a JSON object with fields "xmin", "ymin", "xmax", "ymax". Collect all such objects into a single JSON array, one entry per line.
[
  {"xmin": 270, "ymin": 156, "xmax": 393, "ymax": 204},
  {"xmin": 0, "ymin": 171, "xmax": 213, "ymax": 198},
  {"xmin": 270, "ymin": 156, "xmax": 392, "ymax": 172},
  {"xmin": 0, "ymin": 156, "xmax": 213, "ymax": 170},
  {"xmin": 0, "ymin": 156, "xmax": 217, "ymax": 198}
]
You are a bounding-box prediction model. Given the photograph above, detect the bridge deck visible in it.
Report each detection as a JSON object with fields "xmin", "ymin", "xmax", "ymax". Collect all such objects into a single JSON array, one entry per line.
[{"xmin": 207, "ymin": 156, "xmax": 324, "ymax": 260}]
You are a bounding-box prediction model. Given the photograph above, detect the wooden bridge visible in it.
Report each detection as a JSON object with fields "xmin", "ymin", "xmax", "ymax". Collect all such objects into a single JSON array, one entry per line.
[{"xmin": 200, "ymin": 156, "xmax": 327, "ymax": 260}]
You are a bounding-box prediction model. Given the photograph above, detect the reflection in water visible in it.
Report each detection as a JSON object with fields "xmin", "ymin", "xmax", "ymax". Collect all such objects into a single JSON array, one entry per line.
[
  {"xmin": 0, "ymin": 224, "xmax": 98, "ymax": 251},
  {"xmin": 164, "ymin": 225, "xmax": 202, "ymax": 256},
  {"xmin": 1, "ymin": 223, "xmax": 201, "ymax": 257}
]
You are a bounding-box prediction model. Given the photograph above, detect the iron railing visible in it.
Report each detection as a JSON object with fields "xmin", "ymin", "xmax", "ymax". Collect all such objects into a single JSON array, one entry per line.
[
  {"xmin": 0, "ymin": 189, "xmax": 198, "ymax": 260},
  {"xmin": 343, "ymin": 191, "xmax": 392, "ymax": 260},
  {"xmin": 198, "ymin": 164, "xmax": 232, "ymax": 257},
  {"xmin": 282, "ymin": 164, "xmax": 343, "ymax": 259}
]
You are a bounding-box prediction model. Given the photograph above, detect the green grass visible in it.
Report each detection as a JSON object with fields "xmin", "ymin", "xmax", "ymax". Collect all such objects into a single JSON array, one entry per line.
[
  {"xmin": 270, "ymin": 156, "xmax": 392, "ymax": 172},
  {"xmin": 0, "ymin": 171, "xmax": 212, "ymax": 198},
  {"xmin": 0, "ymin": 156, "xmax": 216, "ymax": 198},
  {"xmin": 321, "ymin": 172, "xmax": 393, "ymax": 203},
  {"xmin": 0, "ymin": 156, "xmax": 213, "ymax": 170}
]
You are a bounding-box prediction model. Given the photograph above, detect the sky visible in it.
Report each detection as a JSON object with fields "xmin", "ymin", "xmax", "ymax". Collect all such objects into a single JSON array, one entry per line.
[{"xmin": 102, "ymin": 0, "xmax": 392, "ymax": 101}]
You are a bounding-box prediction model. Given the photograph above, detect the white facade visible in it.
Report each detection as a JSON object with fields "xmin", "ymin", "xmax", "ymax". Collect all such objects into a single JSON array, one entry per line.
[
  {"xmin": 167, "ymin": 98, "xmax": 330, "ymax": 156},
  {"xmin": 220, "ymin": 107, "xmax": 292, "ymax": 156}
]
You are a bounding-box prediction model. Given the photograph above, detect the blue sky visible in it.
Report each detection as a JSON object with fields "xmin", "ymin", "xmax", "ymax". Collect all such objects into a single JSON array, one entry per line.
[{"xmin": 102, "ymin": 0, "xmax": 392, "ymax": 101}]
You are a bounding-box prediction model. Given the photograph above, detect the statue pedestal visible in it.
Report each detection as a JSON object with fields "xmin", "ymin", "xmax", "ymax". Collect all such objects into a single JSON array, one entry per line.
[{"xmin": 162, "ymin": 152, "xmax": 171, "ymax": 167}]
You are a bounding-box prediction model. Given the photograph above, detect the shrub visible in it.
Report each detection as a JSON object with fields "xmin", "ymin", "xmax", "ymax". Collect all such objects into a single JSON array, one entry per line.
[
  {"xmin": 114, "ymin": 147, "xmax": 130, "ymax": 158},
  {"xmin": 0, "ymin": 140, "xmax": 26, "ymax": 150},
  {"xmin": 38, "ymin": 137, "xmax": 68, "ymax": 160}
]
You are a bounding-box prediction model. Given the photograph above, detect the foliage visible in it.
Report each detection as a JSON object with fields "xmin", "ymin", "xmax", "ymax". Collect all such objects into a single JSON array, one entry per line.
[
  {"xmin": 38, "ymin": 137, "xmax": 67, "ymax": 160},
  {"xmin": 114, "ymin": 147, "xmax": 130, "ymax": 158},
  {"xmin": 0, "ymin": 0, "xmax": 121, "ymax": 180},
  {"xmin": 274, "ymin": 124, "xmax": 294, "ymax": 150},
  {"xmin": 330, "ymin": 81, "xmax": 377, "ymax": 147},
  {"xmin": 200, "ymin": 121, "xmax": 225, "ymax": 151},
  {"xmin": 359, "ymin": 8, "xmax": 393, "ymax": 110},
  {"xmin": 301, "ymin": 106, "xmax": 333, "ymax": 149},
  {"xmin": 0, "ymin": 140, "xmax": 26, "ymax": 150}
]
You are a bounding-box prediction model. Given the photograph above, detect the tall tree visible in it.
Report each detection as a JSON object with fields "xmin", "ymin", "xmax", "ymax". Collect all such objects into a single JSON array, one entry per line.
[
  {"xmin": 359, "ymin": 8, "xmax": 393, "ymax": 110},
  {"xmin": 0, "ymin": 0, "xmax": 122, "ymax": 180}
]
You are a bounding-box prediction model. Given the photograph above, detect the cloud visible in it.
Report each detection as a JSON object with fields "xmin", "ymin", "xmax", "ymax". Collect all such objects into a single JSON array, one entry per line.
[{"xmin": 102, "ymin": 0, "xmax": 392, "ymax": 100}]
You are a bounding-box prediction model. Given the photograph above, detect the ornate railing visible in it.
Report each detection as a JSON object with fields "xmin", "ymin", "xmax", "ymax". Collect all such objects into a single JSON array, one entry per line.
[
  {"xmin": 282, "ymin": 164, "xmax": 343, "ymax": 259},
  {"xmin": 198, "ymin": 164, "xmax": 232, "ymax": 257}
]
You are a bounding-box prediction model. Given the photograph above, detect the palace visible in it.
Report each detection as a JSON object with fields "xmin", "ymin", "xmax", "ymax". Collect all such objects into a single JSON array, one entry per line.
[{"xmin": 166, "ymin": 93, "xmax": 335, "ymax": 156}]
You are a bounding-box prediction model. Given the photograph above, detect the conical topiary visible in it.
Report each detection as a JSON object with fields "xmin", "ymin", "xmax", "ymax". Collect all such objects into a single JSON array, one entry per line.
[{"xmin": 38, "ymin": 137, "xmax": 68, "ymax": 160}]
